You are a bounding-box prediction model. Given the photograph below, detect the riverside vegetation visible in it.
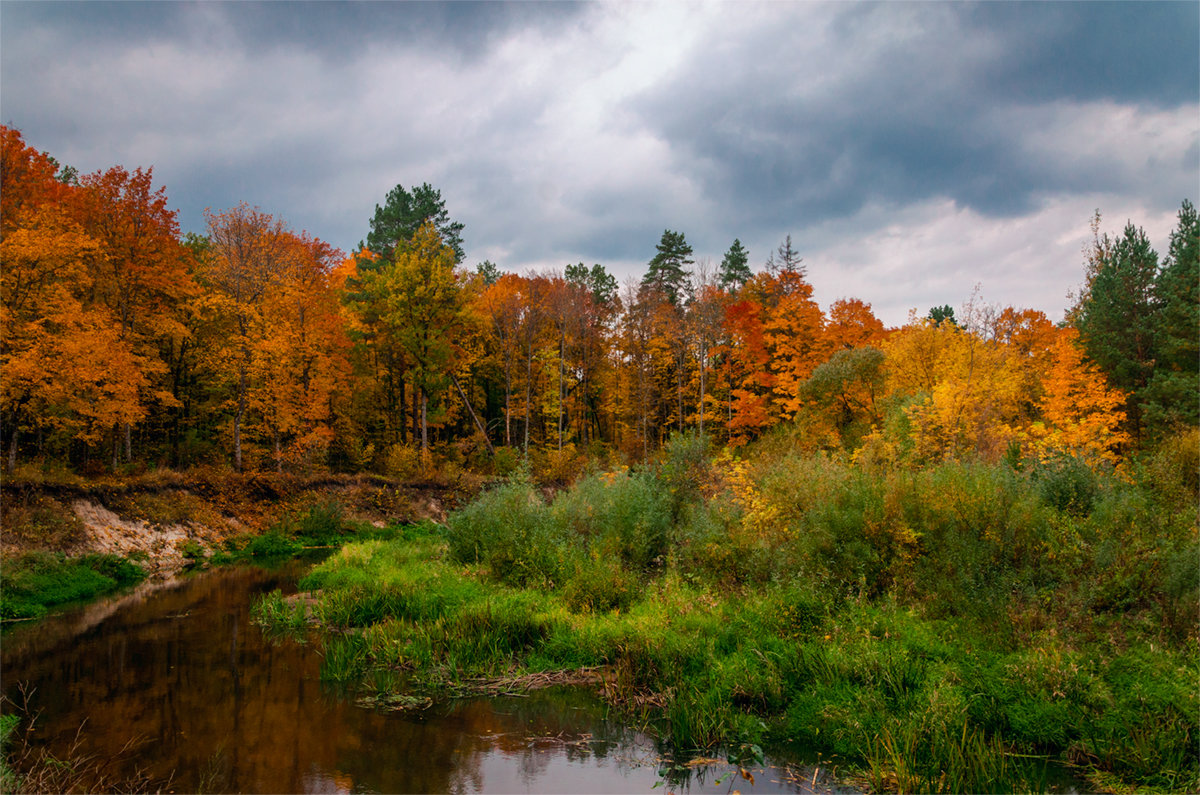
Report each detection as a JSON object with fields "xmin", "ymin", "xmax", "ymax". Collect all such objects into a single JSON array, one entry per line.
[{"xmin": 254, "ymin": 429, "xmax": 1199, "ymax": 794}]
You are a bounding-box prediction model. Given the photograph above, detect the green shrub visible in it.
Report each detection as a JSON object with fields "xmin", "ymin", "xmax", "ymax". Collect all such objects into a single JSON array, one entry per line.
[
  {"xmin": 1035, "ymin": 455, "xmax": 1099, "ymax": 517},
  {"xmin": 1, "ymin": 712, "xmax": 19, "ymax": 793},
  {"xmin": 176, "ymin": 538, "xmax": 206, "ymax": 564},
  {"xmin": 489, "ymin": 446, "xmax": 521, "ymax": 476},
  {"xmin": 1141, "ymin": 427, "xmax": 1200, "ymax": 512},
  {"xmin": 676, "ymin": 499, "xmax": 773, "ymax": 587},
  {"xmin": 445, "ymin": 481, "xmax": 559, "ymax": 587},
  {"xmin": 653, "ymin": 430, "xmax": 711, "ymax": 520},
  {"xmin": 294, "ymin": 500, "xmax": 344, "ymax": 545},
  {"xmin": 550, "ymin": 471, "xmax": 672, "ymax": 571},
  {"xmin": 243, "ymin": 530, "xmax": 301, "ymax": 558},
  {"xmin": 78, "ymin": 553, "xmax": 145, "ymax": 587}
]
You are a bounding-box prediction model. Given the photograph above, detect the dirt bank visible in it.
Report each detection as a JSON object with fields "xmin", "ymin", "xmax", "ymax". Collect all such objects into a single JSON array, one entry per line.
[{"xmin": 0, "ymin": 471, "xmax": 481, "ymax": 576}]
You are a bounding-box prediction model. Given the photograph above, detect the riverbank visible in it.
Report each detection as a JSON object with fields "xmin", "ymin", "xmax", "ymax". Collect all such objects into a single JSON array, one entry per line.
[
  {"xmin": 256, "ymin": 431, "xmax": 1199, "ymax": 793},
  {"xmin": 3, "ymin": 556, "xmax": 838, "ymax": 795},
  {"xmin": 0, "ymin": 467, "xmax": 479, "ymax": 620}
]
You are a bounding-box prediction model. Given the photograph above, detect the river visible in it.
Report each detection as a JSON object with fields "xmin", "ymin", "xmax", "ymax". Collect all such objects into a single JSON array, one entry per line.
[{"xmin": 2, "ymin": 560, "xmax": 847, "ymax": 793}]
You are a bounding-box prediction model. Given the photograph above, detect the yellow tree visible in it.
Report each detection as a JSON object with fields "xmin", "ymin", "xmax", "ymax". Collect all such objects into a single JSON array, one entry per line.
[
  {"xmin": 478, "ymin": 273, "xmax": 527, "ymax": 447},
  {"xmin": 201, "ymin": 203, "xmax": 297, "ymax": 470},
  {"xmin": 375, "ymin": 221, "xmax": 479, "ymax": 457},
  {"xmin": 882, "ymin": 317, "xmax": 1025, "ymax": 461},
  {"xmin": 1031, "ymin": 327, "xmax": 1129, "ymax": 462},
  {"xmin": 988, "ymin": 307, "xmax": 1058, "ymax": 426},
  {"xmin": 249, "ymin": 232, "xmax": 349, "ymax": 472}
]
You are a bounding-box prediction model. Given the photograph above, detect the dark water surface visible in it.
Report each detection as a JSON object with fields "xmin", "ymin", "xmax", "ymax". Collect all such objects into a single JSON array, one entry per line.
[{"xmin": 2, "ymin": 562, "xmax": 845, "ymax": 794}]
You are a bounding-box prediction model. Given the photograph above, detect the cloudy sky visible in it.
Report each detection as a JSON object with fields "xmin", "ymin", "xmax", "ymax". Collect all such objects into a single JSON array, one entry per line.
[{"xmin": 3, "ymin": 1, "xmax": 1196, "ymax": 325}]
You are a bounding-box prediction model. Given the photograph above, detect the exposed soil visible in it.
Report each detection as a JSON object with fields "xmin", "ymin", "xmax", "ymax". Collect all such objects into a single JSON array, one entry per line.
[{"xmin": 0, "ymin": 471, "xmax": 483, "ymax": 576}]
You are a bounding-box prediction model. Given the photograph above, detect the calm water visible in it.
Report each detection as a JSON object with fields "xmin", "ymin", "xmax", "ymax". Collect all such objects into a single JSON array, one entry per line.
[{"xmin": 1, "ymin": 562, "xmax": 846, "ymax": 794}]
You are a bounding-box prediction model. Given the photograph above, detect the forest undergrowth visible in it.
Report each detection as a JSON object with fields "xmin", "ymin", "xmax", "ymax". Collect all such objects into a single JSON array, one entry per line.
[{"xmin": 255, "ymin": 428, "xmax": 1200, "ymax": 793}]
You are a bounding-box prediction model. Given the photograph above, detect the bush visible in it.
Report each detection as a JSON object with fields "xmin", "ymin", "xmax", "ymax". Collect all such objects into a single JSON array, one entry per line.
[
  {"xmin": 243, "ymin": 530, "xmax": 301, "ymax": 558},
  {"xmin": 653, "ymin": 430, "xmax": 711, "ymax": 520},
  {"xmin": 1035, "ymin": 455, "xmax": 1099, "ymax": 517},
  {"xmin": 676, "ymin": 499, "xmax": 774, "ymax": 587},
  {"xmin": 1141, "ymin": 427, "xmax": 1200, "ymax": 512},
  {"xmin": 445, "ymin": 480, "xmax": 559, "ymax": 587},
  {"xmin": 294, "ymin": 500, "xmax": 345, "ymax": 545},
  {"xmin": 489, "ymin": 446, "xmax": 521, "ymax": 477},
  {"xmin": 550, "ymin": 471, "xmax": 672, "ymax": 571},
  {"xmin": 0, "ymin": 495, "xmax": 86, "ymax": 548},
  {"xmin": 534, "ymin": 442, "xmax": 586, "ymax": 484},
  {"xmin": 384, "ymin": 443, "xmax": 422, "ymax": 480}
]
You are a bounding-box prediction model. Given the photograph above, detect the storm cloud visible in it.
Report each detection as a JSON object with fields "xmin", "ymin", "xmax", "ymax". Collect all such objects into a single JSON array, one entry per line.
[{"xmin": 2, "ymin": 1, "xmax": 1196, "ymax": 324}]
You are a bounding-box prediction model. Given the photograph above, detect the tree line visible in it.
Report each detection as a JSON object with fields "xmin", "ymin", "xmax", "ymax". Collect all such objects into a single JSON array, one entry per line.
[{"xmin": 2, "ymin": 126, "xmax": 1195, "ymax": 475}]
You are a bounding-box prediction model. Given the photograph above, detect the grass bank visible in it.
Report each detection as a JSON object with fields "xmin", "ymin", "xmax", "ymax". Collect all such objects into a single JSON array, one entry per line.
[{"xmin": 253, "ymin": 429, "xmax": 1196, "ymax": 792}]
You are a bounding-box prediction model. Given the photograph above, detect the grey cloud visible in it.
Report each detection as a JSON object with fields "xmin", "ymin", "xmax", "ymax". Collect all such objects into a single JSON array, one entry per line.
[
  {"xmin": 1, "ymin": 1, "xmax": 584, "ymax": 65},
  {"xmin": 2, "ymin": 1, "xmax": 1194, "ymax": 298},
  {"xmin": 962, "ymin": 2, "xmax": 1199, "ymax": 107},
  {"xmin": 628, "ymin": 1, "xmax": 1196, "ymax": 249}
]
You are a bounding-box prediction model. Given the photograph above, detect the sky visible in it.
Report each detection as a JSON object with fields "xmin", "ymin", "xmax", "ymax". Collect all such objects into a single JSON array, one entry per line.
[{"xmin": 2, "ymin": 1, "xmax": 1196, "ymax": 326}]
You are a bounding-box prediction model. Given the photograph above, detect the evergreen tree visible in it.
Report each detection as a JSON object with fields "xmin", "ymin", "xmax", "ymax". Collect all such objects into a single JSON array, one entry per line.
[
  {"xmin": 475, "ymin": 259, "xmax": 501, "ymax": 286},
  {"xmin": 566, "ymin": 262, "xmax": 618, "ymax": 309},
  {"xmin": 1075, "ymin": 221, "xmax": 1160, "ymax": 443},
  {"xmin": 1144, "ymin": 200, "xmax": 1199, "ymax": 435},
  {"xmin": 364, "ymin": 182, "xmax": 465, "ymax": 264},
  {"xmin": 719, "ymin": 238, "xmax": 752, "ymax": 291},
  {"xmin": 928, "ymin": 305, "xmax": 957, "ymax": 327},
  {"xmin": 641, "ymin": 229, "xmax": 693, "ymax": 305}
]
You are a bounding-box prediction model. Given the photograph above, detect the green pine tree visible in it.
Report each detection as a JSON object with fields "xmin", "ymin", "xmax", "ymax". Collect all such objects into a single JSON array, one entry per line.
[
  {"xmin": 1144, "ymin": 200, "xmax": 1199, "ymax": 435},
  {"xmin": 364, "ymin": 182, "xmax": 465, "ymax": 264},
  {"xmin": 719, "ymin": 238, "xmax": 752, "ymax": 291},
  {"xmin": 1075, "ymin": 221, "xmax": 1160, "ymax": 444},
  {"xmin": 641, "ymin": 229, "xmax": 694, "ymax": 304}
]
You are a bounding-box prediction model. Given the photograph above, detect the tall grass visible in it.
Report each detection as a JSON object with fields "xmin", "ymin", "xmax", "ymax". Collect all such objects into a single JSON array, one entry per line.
[{"xmin": 253, "ymin": 435, "xmax": 1199, "ymax": 793}]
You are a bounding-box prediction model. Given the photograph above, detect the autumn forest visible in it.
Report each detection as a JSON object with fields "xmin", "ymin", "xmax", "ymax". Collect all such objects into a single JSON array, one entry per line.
[
  {"xmin": 3, "ymin": 125, "xmax": 1196, "ymax": 478},
  {"xmin": 4, "ymin": 112, "xmax": 1200, "ymax": 795}
]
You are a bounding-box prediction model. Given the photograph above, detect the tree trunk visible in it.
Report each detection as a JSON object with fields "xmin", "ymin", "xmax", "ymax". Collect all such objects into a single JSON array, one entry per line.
[
  {"xmin": 411, "ymin": 383, "xmax": 420, "ymax": 448},
  {"xmin": 420, "ymin": 389, "xmax": 429, "ymax": 456},
  {"xmin": 6, "ymin": 422, "xmax": 18, "ymax": 472},
  {"xmin": 398, "ymin": 371, "xmax": 408, "ymax": 445},
  {"xmin": 558, "ymin": 331, "xmax": 565, "ymax": 451},
  {"xmin": 451, "ymin": 372, "xmax": 495, "ymax": 455},
  {"xmin": 504, "ymin": 354, "xmax": 512, "ymax": 448},
  {"xmin": 123, "ymin": 422, "xmax": 132, "ymax": 463},
  {"xmin": 273, "ymin": 428, "xmax": 282, "ymax": 473},
  {"xmin": 234, "ymin": 364, "xmax": 247, "ymax": 472},
  {"xmin": 524, "ymin": 348, "xmax": 533, "ymax": 454}
]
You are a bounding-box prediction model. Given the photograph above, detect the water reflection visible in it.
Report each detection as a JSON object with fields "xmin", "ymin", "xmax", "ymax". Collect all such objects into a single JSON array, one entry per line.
[{"xmin": 2, "ymin": 564, "xmax": 840, "ymax": 794}]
